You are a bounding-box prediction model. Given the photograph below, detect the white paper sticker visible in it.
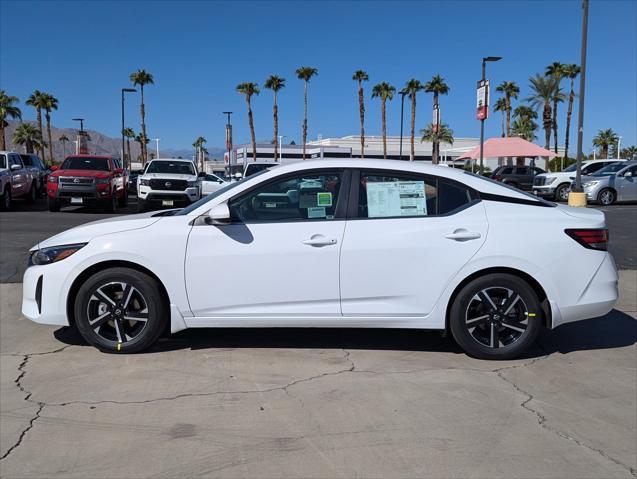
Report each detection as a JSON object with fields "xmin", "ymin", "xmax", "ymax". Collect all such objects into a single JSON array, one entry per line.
[
  {"xmin": 366, "ymin": 181, "xmax": 426, "ymax": 218},
  {"xmin": 307, "ymin": 206, "xmax": 327, "ymax": 219}
]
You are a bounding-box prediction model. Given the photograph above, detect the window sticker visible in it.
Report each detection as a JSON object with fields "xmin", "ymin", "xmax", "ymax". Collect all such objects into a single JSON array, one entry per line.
[
  {"xmin": 307, "ymin": 206, "xmax": 327, "ymax": 219},
  {"xmin": 317, "ymin": 192, "xmax": 333, "ymax": 207},
  {"xmin": 366, "ymin": 181, "xmax": 427, "ymax": 218}
]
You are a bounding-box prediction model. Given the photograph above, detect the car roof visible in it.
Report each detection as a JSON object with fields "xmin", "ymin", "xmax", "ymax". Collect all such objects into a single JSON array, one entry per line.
[
  {"xmin": 65, "ymin": 155, "xmax": 111, "ymax": 159},
  {"xmin": 149, "ymin": 158, "xmax": 194, "ymax": 162}
]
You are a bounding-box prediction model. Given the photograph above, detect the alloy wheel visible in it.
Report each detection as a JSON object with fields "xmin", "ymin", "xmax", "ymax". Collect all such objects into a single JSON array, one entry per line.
[
  {"xmin": 86, "ymin": 282, "xmax": 149, "ymax": 343},
  {"xmin": 464, "ymin": 287, "xmax": 529, "ymax": 349},
  {"xmin": 557, "ymin": 185, "xmax": 569, "ymax": 202},
  {"xmin": 599, "ymin": 190, "xmax": 614, "ymax": 205}
]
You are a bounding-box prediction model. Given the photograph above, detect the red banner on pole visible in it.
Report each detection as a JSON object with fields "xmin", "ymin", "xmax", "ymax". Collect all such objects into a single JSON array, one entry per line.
[{"xmin": 476, "ymin": 80, "xmax": 489, "ymax": 120}]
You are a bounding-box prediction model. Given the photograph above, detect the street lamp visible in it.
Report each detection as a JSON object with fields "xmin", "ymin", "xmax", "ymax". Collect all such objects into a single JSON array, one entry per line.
[
  {"xmin": 152, "ymin": 138, "xmax": 160, "ymax": 159},
  {"xmin": 223, "ymin": 111, "xmax": 233, "ymax": 174},
  {"xmin": 121, "ymin": 88, "xmax": 136, "ymax": 170},
  {"xmin": 72, "ymin": 118, "xmax": 85, "ymax": 132},
  {"xmin": 478, "ymin": 56, "xmax": 502, "ymax": 175},
  {"xmin": 399, "ymin": 88, "xmax": 408, "ymax": 161}
]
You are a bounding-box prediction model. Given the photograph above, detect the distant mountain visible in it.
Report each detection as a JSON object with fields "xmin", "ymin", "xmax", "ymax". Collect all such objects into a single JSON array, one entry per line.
[{"xmin": 4, "ymin": 121, "xmax": 225, "ymax": 162}]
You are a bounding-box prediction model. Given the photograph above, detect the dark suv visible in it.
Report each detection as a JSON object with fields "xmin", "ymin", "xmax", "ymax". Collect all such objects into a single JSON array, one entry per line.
[
  {"xmin": 20, "ymin": 153, "xmax": 47, "ymax": 195},
  {"xmin": 491, "ymin": 165, "xmax": 545, "ymax": 191}
]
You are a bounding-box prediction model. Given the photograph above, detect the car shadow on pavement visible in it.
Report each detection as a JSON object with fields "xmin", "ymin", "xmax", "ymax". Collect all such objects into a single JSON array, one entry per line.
[{"xmin": 53, "ymin": 308, "xmax": 636, "ymax": 358}]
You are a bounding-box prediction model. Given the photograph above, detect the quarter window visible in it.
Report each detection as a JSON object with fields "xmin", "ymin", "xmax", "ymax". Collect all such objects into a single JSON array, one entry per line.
[{"xmin": 230, "ymin": 172, "xmax": 342, "ymax": 222}]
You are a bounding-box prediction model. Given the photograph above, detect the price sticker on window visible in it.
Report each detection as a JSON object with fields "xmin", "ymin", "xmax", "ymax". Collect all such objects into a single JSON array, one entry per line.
[{"xmin": 317, "ymin": 192, "xmax": 332, "ymax": 207}]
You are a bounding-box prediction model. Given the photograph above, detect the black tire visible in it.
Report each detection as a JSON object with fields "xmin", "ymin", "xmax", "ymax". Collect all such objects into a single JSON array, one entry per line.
[
  {"xmin": 0, "ymin": 187, "xmax": 10, "ymax": 211},
  {"xmin": 47, "ymin": 196, "xmax": 61, "ymax": 212},
  {"xmin": 104, "ymin": 194, "xmax": 117, "ymax": 213},
  {"xmin": 597, "ymin": 188, "xmax": 615, "ymax": 206},
  {"xmin": 450, "ymin": 273, "xmax": 542, "ymax": 360},
  {"xmin": 555, "ymin": 183, "xmax": 570, "ymax": 202},
  {"xmin": 118, "ymin": 188, "xmax": 128, "ymax": 207},
  {"xmin": 25, "ymin": 183, "xmax": 36, "ymax": 204},
  {"xmin": 137, "ymin": 197, "xmax": 146, "ymax": 213},
  {"xmin": 74, "ymin": 267, "xmax": 168, "ymax": 353}
]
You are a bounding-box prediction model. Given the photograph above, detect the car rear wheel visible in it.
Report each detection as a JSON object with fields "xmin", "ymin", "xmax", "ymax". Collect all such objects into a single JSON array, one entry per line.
[
  {"xmin": 597, "ymin": 188, "xmax": 615, "ymax": 206},
  {"xmin": 555, "ymin": 183, "xmax": 570, "ymax": 202},
  {"xmin": 47, "ymin": 197, "xmax": 60, "ymax": 212},
  {"xmin": 450, "ymin": 274, "xmax": 542, "ymax": 360},
  {"xmin": 0, "ymin": 187, "xmax": 10, "ymax": 211},
  {"xmin": 104, "ymin": 194, "xmax": 117, "ymax": 213},
  {"xmin": 74, "ymin": 268, "xmax": 168, "ymax": 353}
]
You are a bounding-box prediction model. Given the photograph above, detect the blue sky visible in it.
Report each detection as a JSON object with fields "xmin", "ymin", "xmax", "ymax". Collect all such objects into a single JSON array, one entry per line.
[{"xmin": 1, "ymin": 0, "xmax": 635, "ymax": 153}]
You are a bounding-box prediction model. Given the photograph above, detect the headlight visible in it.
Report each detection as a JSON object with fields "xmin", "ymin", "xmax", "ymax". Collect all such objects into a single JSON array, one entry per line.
[
  {"xmin": 544, "ymin": 177, "xmax": 556, "ymax": 184},
  {"xmin": 95, "ymin": 177, "xmax": 110, "ymax": 184},
  {"xmin": 140, "ymin": 179, "xmax": 150, "ymax": 186},
  {"xmin": 48, "ymin": 176, "xmax": 58, "ymax": 184},
  {"xmin": 583, "ymin": 181, "xmax": 599, "ymax": 187},
  {"xmin": 30, "ymin": 243, "xmax": 87, "ymax": 266},
  {"xmin": 187, "ymin": 180, "xmax": 198, "ymax": 187}
]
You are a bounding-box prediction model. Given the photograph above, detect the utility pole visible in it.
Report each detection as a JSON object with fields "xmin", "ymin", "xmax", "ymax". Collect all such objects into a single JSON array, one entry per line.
[{"xmin": 573, "ymin": 0, "xmax": 589, "ymax": 196}]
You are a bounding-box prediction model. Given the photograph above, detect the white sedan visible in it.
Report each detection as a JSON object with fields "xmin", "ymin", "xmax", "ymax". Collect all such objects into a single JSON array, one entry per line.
[{"xmin": 22, "ymin": 159, "xmax": 618, "ymax": 359}]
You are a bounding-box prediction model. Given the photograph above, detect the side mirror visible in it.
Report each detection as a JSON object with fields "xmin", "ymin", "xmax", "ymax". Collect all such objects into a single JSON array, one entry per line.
[
  {"xmin": 234, "ymin": 172, "xmax": 243, "ymax": 179},
  {"xmin": 51, "ymin": 165, "xmax": 59, "ymax": 171},
  {"xmin": 115, "ymin": 167, "xmax": 123, "ymax": 174},
  {"xmin": 207, "ymin": 203, "xmax": 231, "ymax": 225},
  {"xmin": 624, "ymin": 171, "xmax": 633, "ymax": 178},
  {"xmin": 10, "ymin": 164, "xmax": 21, "ymax": 171}
]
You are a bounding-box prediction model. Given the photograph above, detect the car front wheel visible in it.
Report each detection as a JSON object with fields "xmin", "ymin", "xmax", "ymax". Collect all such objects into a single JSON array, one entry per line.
[
  {"xmin": 1, "ymin": 187, "xmax": 10, "ymax": 211},
  {"xmin": 597, "ymin": 188, "xmax": 615, "ymax": 206},
  {"xmin": 555, "ymin": 183, "xmax": 570, "ymax": 202},
  {"xmin": 450, "ymin": 274, "xmax": 542, "ymax": 360},
  {"xmin": 74, "ymin": 267, "xmax": 168, "ymax": 353}
]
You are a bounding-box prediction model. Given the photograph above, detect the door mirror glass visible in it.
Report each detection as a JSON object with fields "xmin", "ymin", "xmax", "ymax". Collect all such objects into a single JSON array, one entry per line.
[
  {"xmin": 10, "ymin": 164, "xmax": 21, "ymax": 171},
  {"xmin": 207, "ymin": 202, "xmax": 231, "ymax": 225},
  {"xmin": 624, "ymin": 171, "xmax": 633, "ymax": 177}
]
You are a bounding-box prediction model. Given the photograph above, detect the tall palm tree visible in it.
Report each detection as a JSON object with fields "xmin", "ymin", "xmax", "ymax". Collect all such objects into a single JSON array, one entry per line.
[
  {"xmin": 352, "ymin": 70, "xmax": 369, "ymax": 159},
  {"xmin": 25, "ymin": 90, "xmax": 47, "ymax": 159},
  {"xmin": 264, "ymin": 75, "xmax": 285, "ymax": 162},
  {"xmin": 562, "ymin": 64, "xmax": 580, "ymax": 160},
  {"xmin": 424, "ymin": 75, "xmax": 450, "ymax": 164},
  {"xmin": 420, "ymin": 123, "xmax": 454, "ymax": 158},
  {"xmin": 122, "ymin": 127, "xmax": 135, "ymax": 164},
  {"xmin": 192, "ymin": 136, "xmax": 207, "ymax": 170},
  {"xmin": 404, "ymin": 79, "xmax": 423, "ymax": 161},
  {"xmin": 495, "ymin": 81, "xmax": 520, "ymax": 137},
  {"xmin": 59, "ymin": 134, "xmax": 70, "ymax": 159},
  {"xmin": 592, "ymin": 129, "xmax": 618, "ymax": 159},
  {"xmin": 295, "ymin": 66, "xmax": 318, "ymax": 160},
  {"xmin": 526, "ymin": 74, "xmax": 559, "ymax": 169},
  {"xmin": 545, "ymin": 62, "xmax": 567, "ymax": 154},
  {"xmin": 129, "ymin": 69, "xmax": 154, "ymax": 163},
  {"xmin": 41, "ymin": 93, "xmax": 58, "ymax": 164},
  {"xmin": 12, "ymin": 123, "xmax": 44, "ymax": 154},
  {"xmin": 0, "ymin": 90, "xmax": 21, "ymax": 151},
  {"xmin": 511, "ymin": 117, "xmax": 538, "ymax": 142},
  {"xmin": 236, "ymin": 82, "xmax": 260, "ymax": 162},
  {"xmin": 493, "ymin": 98, "xmax": 507, "ymax": 138},
  {"xmin": 371, "ymin": 82, "xmax": 396, "ymax": 159}
]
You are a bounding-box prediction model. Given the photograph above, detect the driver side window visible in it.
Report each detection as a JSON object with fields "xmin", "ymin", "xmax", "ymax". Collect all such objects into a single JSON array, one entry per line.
[{"xmin": 229, "ymin": 171, "xmax": 342, "ymax": 223}]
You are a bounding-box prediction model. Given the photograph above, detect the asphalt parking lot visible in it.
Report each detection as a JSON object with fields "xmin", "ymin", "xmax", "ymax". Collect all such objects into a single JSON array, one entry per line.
[{"xmin": 0, "ymin": 196, "xmax": 636, "ymax": 478}]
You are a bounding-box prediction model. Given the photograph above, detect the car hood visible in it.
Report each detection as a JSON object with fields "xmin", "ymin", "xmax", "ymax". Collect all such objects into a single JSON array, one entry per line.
[
  {"xmin": 32, "ymin": 212, "xmax": 163, "ymax": 251},
  {"xmin": 536, "ymin": 171, "xmax": 575, "ymax": 180},
  {"xmin": 52, "ymin": 169, "xmax": 111, "ymax": 178},
  {"xmin": 140, "ymin": 173, "xmax": 197, "ymax": 181}
]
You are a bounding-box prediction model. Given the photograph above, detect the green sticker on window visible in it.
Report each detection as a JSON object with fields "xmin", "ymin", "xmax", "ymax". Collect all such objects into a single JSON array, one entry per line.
[{"xmin": 317, "ymin": 192, "xmax": 333, "ymax": 207}]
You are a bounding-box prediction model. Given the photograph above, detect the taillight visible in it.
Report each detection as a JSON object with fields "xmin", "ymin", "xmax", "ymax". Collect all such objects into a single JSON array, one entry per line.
[{"xmin": 565, "ymin": 228, "xmax": 608, "ymax": 251}]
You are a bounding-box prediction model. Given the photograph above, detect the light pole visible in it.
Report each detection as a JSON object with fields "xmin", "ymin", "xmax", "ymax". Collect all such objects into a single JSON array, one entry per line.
[
  {"xmin": 573, "ymin": 0, "xmax": 589, "ymax": 196},
  {"xmin": 278, "ymin": 135, "xmax": 286, "ymax": 162},
  {"xmin": 399, "ymin": 89, "xmax": 408, "ymax": 161},
  {"xmin": 121, "ymin": 88, "xmax": 136, "ymax": 170},
  {"xmin": 223, "ymin": 111, "xmax": 233, "ymax": 175},
  {"xmin": 152, "ymin": 138, "xmax": 160, "ymax": 159},
  {"xmin": 617, "ymin": 136, "xmax": 622, "ymax": 159},
  {"xmin": 72, "ymin": 118, "xmax": 85, "ymax": 132},
  {"xmin": 478, "ymin": 56, "xmax": 502, "ymax": 175}
]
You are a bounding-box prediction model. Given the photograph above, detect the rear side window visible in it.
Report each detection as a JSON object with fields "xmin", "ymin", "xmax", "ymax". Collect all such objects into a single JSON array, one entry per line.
[
  {"xmin": 584, "ymin": 162, "xmax": 607, "ymax": 174},
  {"xmin": 501, "ymin": 167, "xmax": 514, "ymax": 175},
  {"xmin": 0, "ymin": 154, "xmax": 7, "ymax": 169},
  {"xmin": 514, "ymin": 167, "xmax": 529, "ymax": 175},
  {"xmin": 10, "ymin": 155, "xmax": 23, "ymax": 167},
  {"xmin": 438, "ymin": 181, "xmax": 473, "ymax": 214}
]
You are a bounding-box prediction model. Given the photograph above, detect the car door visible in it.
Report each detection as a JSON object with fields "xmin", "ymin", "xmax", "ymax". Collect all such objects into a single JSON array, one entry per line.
[
  {"xmin": 202, "ymin": 174, "xmax": 225, "ymax": 195},
  {"xmin": 9, "ymin": 154, "xmax": 27, "ymax": 195},
  {"xmin": 339, "ymin": 169, "xmax": 487, "ymax": 318},
  {"xmin": 616, "ymin": 165, "xmax": 637, "ymax": 201},
  {"xmin": 184, "ymin": 169, "xmax": 349, "ymax": 318}
]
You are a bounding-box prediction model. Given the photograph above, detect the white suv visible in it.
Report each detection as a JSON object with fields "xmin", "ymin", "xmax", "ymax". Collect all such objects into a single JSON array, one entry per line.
[
  {"xmin": 533, "ymin": 159, "xmax": 626, "ymax": 201},
  {"xmin": 137, "ymin": 159, "xmax": 201, "ymax": 212}
]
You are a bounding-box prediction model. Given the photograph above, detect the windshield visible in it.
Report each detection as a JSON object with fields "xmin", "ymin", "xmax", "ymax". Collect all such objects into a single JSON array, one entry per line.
[
  {"xmin": 62, "ymin": 157, "xmax": 110, "ymax": 171},
  {"xmin": 176, "ymin": 169, "xmax": 268, "ymax": 216},
  {"xmin": 563, "ymin": 163, "xmax": 578, "ymax": 172},
  {"xmin": 0, "ymin": 154, "xmax": 6, "ymax": 169},
  {"xmin": 146, "ymin": 160, "xmax": 195, "ymax": 175},
  {"xmin": 592, "ymin": 163, "xmax": 626, "ymax": 176}
]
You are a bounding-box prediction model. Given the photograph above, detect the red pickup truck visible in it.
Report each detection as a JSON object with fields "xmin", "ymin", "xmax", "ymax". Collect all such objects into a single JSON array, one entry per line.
[{"xmin": 47, "ymin": 155, "xmax": 128, "ymax": 212}]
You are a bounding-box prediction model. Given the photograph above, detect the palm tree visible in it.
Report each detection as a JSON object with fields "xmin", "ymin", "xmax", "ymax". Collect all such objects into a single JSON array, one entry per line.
[
  {"xmin": 511, "ymin": 117, "xmax": 538, "ymax": 142},
  {"xmin": 122, "ymin": 127, "xmax": 135, "ymax": 164},
  {"xmin": 495, "ymin": 81, "xmax": 520, "ymax": 137},
  {"xmin": 134, "ymin": 133, "xmax": 149, "ymax": 165},
  {"xmin": 129, "ymin": 69, "xmax": 154, "ymax": 163},
  {"xmin": 513, "ymin": 105, "xmax": 538, "ymax": 122},
  {"xmin": 352, "ymin": 70, "xmax": 369, "ymax": 159},
  {"xmin": 420, "ymin": 123, "xmax": 454, "ymax": 157},
  {"xmin": 493, "ymin": 98, "xmax": 507, "ymax": 137},
  {"xmin": 620, "ymin": 145, "xmax": 637, "ymax": 160},
  {"xmin": 424, "ymin": 75, "xmax": 450, "ymax": 164},
  {"xmin": 561, "ymin": 64, "xmax": 580, "ymax": 161},
  {"xmin": 236, "ymin": 82, "xmax": 260, "ymax": 162},
  {"xmin": 264, "ymin": 75, "xmax": 285, "ymax": 162},
  {"xmin": 295, "ymin": 66, "xmax": 318, "ymax": 160},
  {"xmin": 13, "ymin": 123, "xmax": 44, "ymax": 154},
  {"xmin": 192, "ymin": 136, "xmax": 207, "ymax": 170},
  {"xmin": 59, "ymin": 134, "xmax": 70, "ymax": 159},
  {"xmin": 526, "ymin": 74, "xmax": 559, "ymax": 169},
  {"xmin": 41, "ymin": 93, "xmax": 58, "ymax": 164},
  {"xmin": 371, "ymin": 82, "xmax": 396, "ymax": 159},
  {"xmin": 545, "ymin": 62, "xmax": 567, "ymax": 154},
  {"xmin": 404, "ymin": 79, "xmax": 423, "ymax": 161},
  {"xmin": 25, "ymin": 90, "xmax": 47, "ymax": 159},
  {"xmin": 0, "ymin": 90, "xmax": 21, "ymax": 151},
  {"xmin": 592, "ymin": 129, "xmax": 619, "ymax": 159}
]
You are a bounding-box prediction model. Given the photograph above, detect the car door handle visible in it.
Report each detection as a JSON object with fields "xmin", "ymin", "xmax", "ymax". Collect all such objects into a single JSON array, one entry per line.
[
  {"xmin": 302, "ymin": 235, "xmax": 338, "ymax": 247},
  {"xmin": 445, "ymin": 230, "xmax": 481, "ymax": 241}
]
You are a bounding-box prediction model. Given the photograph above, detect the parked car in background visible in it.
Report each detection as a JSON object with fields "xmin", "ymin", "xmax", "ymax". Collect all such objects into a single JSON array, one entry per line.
[
  {"xmin": 573, "ymin": 160, "xmax": 637, "ymax": 205},
  {"xmin": 47, "ymin": 155, "xmax": 128, "ymax": 212},
  {"xmin": 533, "ymin": 159, "xmax": 625, "ymax": 201},
  {"xmin": 19, "ymin": 153, "xmax": 47, "ymax": 196},
  {"xmin": 491, "ymin": 165, "xmax": 545, "ymax": 191},
  {"xmin": 127, "ymin": 169, "xmax": 144, "ymax": 194},
  {"xmin": 201, "ymin": 172, "xmax": 227, "ymax": 195},
  {"xmin": 23, "ymin": 159, "xmax": 617, "ymax": 359},
  {"xmin": 0, "ymin": 151, "xmax": 38, "ymax": 210},
  {"xmin": 137, "ymin": 158, "xmax": 201, "ymax": 212}
]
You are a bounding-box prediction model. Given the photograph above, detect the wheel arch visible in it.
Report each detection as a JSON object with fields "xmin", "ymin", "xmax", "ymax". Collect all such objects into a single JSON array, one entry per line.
[
  {"xmin": 445, "ymin": 266, "xmax": 552, "ymax": 330},
  {"xmin": 66, "ymin": 260, "xmax": 170, "ymax": 328}
]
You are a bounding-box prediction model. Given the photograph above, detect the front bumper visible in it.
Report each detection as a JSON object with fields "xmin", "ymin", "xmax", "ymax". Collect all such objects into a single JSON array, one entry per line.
[
  {"xmin": 49, "ymin": 183, "xmax": 113, "ymax": 203},
  {"xmin": 22, "ymin": 263, "xmax": 70, "ymax": 326},
  {"xmin": 532, "ymin": 186, "xmax": 556, "ymax": 198},
  {"xmin": 138, "ymin": 185, "xmax": 199, "ymax": 206}
]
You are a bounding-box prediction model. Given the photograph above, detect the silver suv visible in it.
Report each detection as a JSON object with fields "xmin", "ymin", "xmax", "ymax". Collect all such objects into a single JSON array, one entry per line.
[
  {"xmin": 575, "ymin": 160, "xmax": 637, "ymax": 205},
  {"xmin": 0, "ymin": 151, "xmax": 38, "ymax": 210}
]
